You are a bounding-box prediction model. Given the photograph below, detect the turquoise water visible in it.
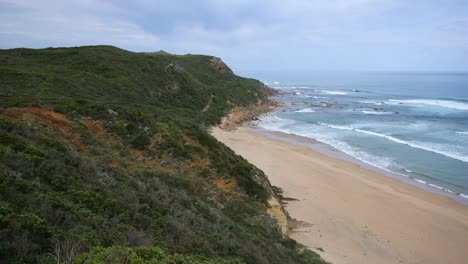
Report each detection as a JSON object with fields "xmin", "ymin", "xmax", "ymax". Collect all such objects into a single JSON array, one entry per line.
[{"xmin": 247, "ymin": 71, "xmax": 468, "ymax": 198}]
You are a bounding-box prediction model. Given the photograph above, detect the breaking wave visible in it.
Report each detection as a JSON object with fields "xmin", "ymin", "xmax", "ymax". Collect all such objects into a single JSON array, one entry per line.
[
  {"xmin": 389, "ymin": 99, "xmax": 468, "ymax": 111},
  {"xmin": 318, "ymin": 123, "xmax": 468, "ymax": 163}
]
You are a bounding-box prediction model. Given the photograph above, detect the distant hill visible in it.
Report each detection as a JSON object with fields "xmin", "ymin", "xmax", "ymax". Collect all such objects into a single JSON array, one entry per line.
[{"xmin": 0, "ymin": 46, "xmax": 327, "ymax": 263}]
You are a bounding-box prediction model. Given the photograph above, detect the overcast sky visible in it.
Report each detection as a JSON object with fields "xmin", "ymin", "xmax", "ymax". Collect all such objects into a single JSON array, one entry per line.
[{"xmin": 1, "ymin": 0, "xmax": 468, "ymax": 72}]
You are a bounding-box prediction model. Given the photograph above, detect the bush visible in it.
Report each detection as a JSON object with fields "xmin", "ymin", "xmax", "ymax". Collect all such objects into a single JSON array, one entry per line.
[
  {"xmin": 132, "ymin": 135, "xmax": 151, "ymax": 150},
  {"xmin": 75, "ymin": 246, "xmax": 243, "ymax": 264}
]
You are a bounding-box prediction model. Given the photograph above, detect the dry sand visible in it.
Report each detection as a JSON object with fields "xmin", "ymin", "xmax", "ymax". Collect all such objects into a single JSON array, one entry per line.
[{"xmin": 212, "ymin": 125, "xmax": 468, "ymax": 264}]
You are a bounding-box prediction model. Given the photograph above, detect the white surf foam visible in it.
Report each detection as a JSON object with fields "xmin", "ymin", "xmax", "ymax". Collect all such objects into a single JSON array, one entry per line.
[
  {"xmin": 456, "ymin": 131, "xmax": 468, "ymax": 135},
  {"xmin": 414, "ymin": 179, "xmax": 427, "ymax": 184},
  {"xmin": 410, "ymin": 179, "xmax": 465, "ymax": 197},
  {"xmin": 317, "ymin": 123, "xmax": 468, "ymax": 163},
  {"xmin": 389, "ymin": 99, "xmax": 468, "ymax": 111},
  {"xmin": 359, "ymin": 100, "xmax": 385, "ymax": 106},
  {"xmin": 270, "ymin": 114, "xmax": 292, "ymax": 123},
  {"xmin": 428, "ymin": 183, "xmax": 445, "ymax": 190},
  {"xmin": 355, "ymin": 129, "xmax": 468, "ymax": 163},
  {"xmin": 316, "ymin": 138, "xmax": 396, "ymax": 171},
  {"xmin": 289, "ymin": 86, "xmax": 312, "ymax": 89},
  {"xmin": 292, "ymin": 128, "xmax": 397, "ymax": 172},
  {"xmin": 258, "ymin": 115, "xmax": 297, "ymax": 131},
  {"xmin": 261, "ymin": 119, "xmax": 394, "ymax": 172},
  {"xmin": 259, "ymin": 116, "xmax": 467, "ymax": 201},
  {"xmin": 295, "ymin": 108, "xmax": 315, "ymax": 113},
  {"xmin": 322, "ymin": 90, "xmax": 348, "ymax": 95},
  {"xmin": 361, "ymin": 110, "xmax": 393, "ymax": 115},
  {"xmin": 318, "ymin": 122, "xmax": 354, "ymax": 131}
]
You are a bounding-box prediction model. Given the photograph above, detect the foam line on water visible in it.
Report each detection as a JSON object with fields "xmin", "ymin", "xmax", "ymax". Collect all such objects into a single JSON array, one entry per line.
[
  {"xmin": 317, "ymin": 122, "xmax": 353, "ymax": 131},
  {"xmin": 259, "ymin": 116, "xmax": 468, "ymax": 201},
  {"xmin": 317, "ymin": 123, "xmax": 468, "ymax": 163},
  {"xmin": 361, "ymin": 110, "xmax": 393, "ymax": 115},
  {"xmin": 389, "ymin": 99, "xmax": 468, "ymax": 111},
  {"xmin": 262, "ymin": 120, "xmax": 399, "ymax": 175},
  {"xmin": 295, "ymin": 108, "xmax": 315, "ymax": 113},
  {"xmin": 428, "ymin": 183, "xmax": 444, "ymax": 190},
  {"xmin": 359, "ymin": 100, "xmax": 386, "ymax": 105},
  {"xmin": 322, "ymin": 90, "xmax": 348, "ymax": 95}
]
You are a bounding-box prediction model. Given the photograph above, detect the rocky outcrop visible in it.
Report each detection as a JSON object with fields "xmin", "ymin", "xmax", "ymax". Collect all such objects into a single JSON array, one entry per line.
[
  {"xmin": 210, "ymin": 57, "xmax": 231, "ymax": 74},
  {"xmin": 165, "ymin": 63, "xmax": 184, "ymax": 73},
  {"xmin": 267, "ymin": 196, "xmax": 289, "ymax": 235},
  {"xmin": 218, "ymin": 99, "xmax": 282, "ymax": 130}
]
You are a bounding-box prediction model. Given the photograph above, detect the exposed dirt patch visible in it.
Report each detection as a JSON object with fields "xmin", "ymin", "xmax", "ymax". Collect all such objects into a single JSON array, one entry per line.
[
  {"xmin": 211, "ymin": 195, "xmax": 222, "ymax": 207},
  {"xmin": 219, "ymin": 99, "xmax": 281, "ymax": 130},
  {"xmin": 214, "ymin": 178, "xmax": 242, "ymax": 201},
  {"xmin": 129, "ymin": 148, "xmax": 179, "ymax": 174},
  {"xmin": 148, "ymin": 135, "xmax": 163, "ymax": 149},
  {"xmin": 143, "ymin": 158, "xmax": 177, "ymax": 174},
  {"xmin": 268, "ymin": 196, "xmax": 289, "ymax": 235},
  {"xmin": 109, "ymin": 160, "xmax": 120, "ymax": 167},
  {"xmin": 130, "ymin": 149, "xmax": 144, "ymax": 159},
  {"xmin": 127, "ymin": 161, "xmax": 135, "ymax": 172},
  {"xmin": 189, "ymin": 158, "xmax": 208, "ymax": 169},
  {"xmin": 202, "ymin": 95, "xmax": 214, "ymax": 112},
  {"xmin": 268, "ymin": 186, "xmax": 307, "ymax": 235},
  {"xmin": 0, "ymin": 107, "xmax": 86, "ymax": 150},
  {"xmin": 83, "ymin": 120, "xmax": 109, "ymax": 139},
  {"xmin": 215, "ymin": 178, "xmax": 238, "ymax": 192},
  {"xmin": 2, "ymin": 107, "xmax": 72, "ymax": 131}
]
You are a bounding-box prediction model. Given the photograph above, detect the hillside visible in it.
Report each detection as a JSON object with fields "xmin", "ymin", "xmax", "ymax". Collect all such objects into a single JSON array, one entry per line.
[{"xmin": 0, "ymin": 46, "xmax": 327, "ymax": 263}]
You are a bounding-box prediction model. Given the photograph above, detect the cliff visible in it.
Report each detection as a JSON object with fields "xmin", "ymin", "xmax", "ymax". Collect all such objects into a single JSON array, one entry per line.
[{"xmin": 0, "ymin": 46, "xmax": 327, "ymax": 263}]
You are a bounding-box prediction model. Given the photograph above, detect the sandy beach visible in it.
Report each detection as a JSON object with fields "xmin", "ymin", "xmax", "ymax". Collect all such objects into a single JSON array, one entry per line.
[{"xmin": 212, "ymin": 125, "xmax": 468, "ymax": 264}]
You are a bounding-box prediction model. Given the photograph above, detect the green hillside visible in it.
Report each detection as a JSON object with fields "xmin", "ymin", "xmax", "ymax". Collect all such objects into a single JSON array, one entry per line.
[{"xmin": 0, "ymin": 46, "xmax": 327, "ymax": 264}]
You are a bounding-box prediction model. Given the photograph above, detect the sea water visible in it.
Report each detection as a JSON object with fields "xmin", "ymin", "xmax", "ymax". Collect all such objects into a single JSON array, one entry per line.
[{"xmin": 246, "ymin": 71, "xmax": 468, "ymax": 199}]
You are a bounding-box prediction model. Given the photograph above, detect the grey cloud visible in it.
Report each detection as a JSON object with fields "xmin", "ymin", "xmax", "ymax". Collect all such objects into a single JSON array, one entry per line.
[{"xmin": 0, "ymin": 0, "xmax": 467, "ymax": 71}]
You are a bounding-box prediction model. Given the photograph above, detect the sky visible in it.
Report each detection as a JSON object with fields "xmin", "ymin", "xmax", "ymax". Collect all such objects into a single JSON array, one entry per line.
[{"xmin": 1, "ymin": 0, "xmax": 468, "ymax": 72}]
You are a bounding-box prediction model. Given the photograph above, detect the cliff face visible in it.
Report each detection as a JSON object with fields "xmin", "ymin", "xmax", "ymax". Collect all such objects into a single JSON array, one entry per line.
[
  {"xmin": 0, "ymin": 46, "xmax": 327, "ymax": 264},
  {"xmin": 210, "ymin": 57, "xmax": 232, "ymax": 74}
]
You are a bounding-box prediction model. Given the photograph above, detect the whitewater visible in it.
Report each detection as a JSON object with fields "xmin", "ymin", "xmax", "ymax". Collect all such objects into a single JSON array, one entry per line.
[{"xmin": 255, "ymin": 71, "xmax": 468, "ymax": 199}]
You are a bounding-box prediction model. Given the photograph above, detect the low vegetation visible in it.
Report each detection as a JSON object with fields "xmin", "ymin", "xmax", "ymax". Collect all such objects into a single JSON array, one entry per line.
[{"xmin": 0, "ymin": 46, "xmax": 327, "ymax": 263}]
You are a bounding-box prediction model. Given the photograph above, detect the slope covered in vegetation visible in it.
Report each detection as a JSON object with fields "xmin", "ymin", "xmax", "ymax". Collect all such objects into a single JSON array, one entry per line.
[{"xmin": 0, "ymin": 46, "xmax": 326, "ymax": 263}]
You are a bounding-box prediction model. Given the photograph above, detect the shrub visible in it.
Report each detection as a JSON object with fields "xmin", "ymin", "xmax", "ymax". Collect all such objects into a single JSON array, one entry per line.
[{"xmin": 132, "ymin": 135, "xmax": 151, "ymax": 150}]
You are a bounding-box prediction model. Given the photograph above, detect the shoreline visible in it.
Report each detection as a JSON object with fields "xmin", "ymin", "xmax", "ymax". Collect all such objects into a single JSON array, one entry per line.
[
  {"xmin": 212, "ymin": 123, "xmax": 468, "ymax": 264},
  {"xmin": 252, "ymin": 124, "xmax": 468, "ymax": 206}
]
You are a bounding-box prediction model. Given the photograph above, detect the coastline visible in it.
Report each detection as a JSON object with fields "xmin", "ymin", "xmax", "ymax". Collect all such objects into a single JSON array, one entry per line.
[
  {"xmin": 253, "ymin": 125, "xmax": 468, "ymax": 206},
  {"xmin": 211, "ymin": 119, "xmax": 468, "ymax": 264}
]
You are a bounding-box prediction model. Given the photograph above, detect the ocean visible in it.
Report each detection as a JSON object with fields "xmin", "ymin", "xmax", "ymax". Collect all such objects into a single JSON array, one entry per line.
[{"xmin": 245, "ymin": 71, "xmax": 468, "ymax": 200}]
